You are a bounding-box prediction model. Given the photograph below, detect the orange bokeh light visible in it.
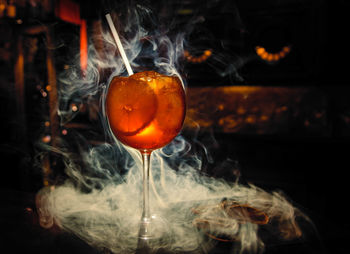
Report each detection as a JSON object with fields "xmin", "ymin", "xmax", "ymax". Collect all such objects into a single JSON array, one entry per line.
[{"xmin": 255, "ymin": 45, "xmax": 291, "ymax": 63}]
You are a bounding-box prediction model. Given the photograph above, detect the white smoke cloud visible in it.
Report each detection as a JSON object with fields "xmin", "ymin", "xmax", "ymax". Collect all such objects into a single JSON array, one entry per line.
[{"xmin": 36, "ymin": 135, "xmax": 310, "ymax": 253}]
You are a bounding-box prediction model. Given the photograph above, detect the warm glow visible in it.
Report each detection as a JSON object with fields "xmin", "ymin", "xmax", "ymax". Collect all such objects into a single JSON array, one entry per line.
[
  {"xmin": 41, "ymin": 89, "xmax": 48, "ymax": 97},
  {"xmin": 80, "ymin": 19, "xmax": 88, "ymax": 73},
  {"xmin": 184, "ymin": 49, "xmax": 212, "ymax": 63},
  {"xmin": 42, "ymin": 135, "xmax": 51, "ymax": 143},
  {"xmin": 256, "ymin": 47, "xmax": 265, "ymax": 55},
  {"xmin": 71, "ymin": 104, "xmax": 78, "ymax": 112},
  {"xmin": 55, "ymin": 0, "xmax": 81, "ymax": 25},
  {"xmin": 255, "ymin": 45, "xmax": 291, "ymax": 63},
  {"xmin": 55, "ymin": 0, "xmax": 88, "ymax": 74},
  {"xmin": 135, "ymin": 122, "xmax": 157, "ymax": 137}
]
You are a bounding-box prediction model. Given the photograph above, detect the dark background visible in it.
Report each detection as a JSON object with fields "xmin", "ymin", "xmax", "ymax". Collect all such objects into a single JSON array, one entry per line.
[{"xmin": 1, "ymin": 0, "xmax": 350, "ymax": 253}]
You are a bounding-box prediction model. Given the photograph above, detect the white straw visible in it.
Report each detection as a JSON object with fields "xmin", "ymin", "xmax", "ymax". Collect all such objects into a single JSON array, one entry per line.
[{"xmin": 105, "ymin": 13, "xmax": 134, "ymax": 76}]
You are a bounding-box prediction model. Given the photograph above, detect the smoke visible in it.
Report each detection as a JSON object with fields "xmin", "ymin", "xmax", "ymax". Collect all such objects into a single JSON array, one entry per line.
[
  {"xmin": 36, "ymin": 2, "xmax": 313, "ymax": 254},
  {"xmin": 37, "ymin": 138, "xmax": 309, "ymax": 253}
]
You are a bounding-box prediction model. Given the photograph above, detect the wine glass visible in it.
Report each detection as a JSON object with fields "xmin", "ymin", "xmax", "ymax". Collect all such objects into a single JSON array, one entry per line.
[{"xmin": 105, "ymin": 70, "xmax": 186, "ymax": 243}]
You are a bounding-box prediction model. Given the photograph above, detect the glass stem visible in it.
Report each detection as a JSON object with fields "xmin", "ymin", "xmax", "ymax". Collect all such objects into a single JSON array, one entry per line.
[{"xmin": 139, "ymin": 151, "xmax": 151, "ymax": 238}]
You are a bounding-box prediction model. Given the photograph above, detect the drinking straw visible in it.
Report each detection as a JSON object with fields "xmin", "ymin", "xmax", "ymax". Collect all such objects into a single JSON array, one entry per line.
[{"xmin": 105, "ymin": 13, "xmax": 134, "ymax": 76}]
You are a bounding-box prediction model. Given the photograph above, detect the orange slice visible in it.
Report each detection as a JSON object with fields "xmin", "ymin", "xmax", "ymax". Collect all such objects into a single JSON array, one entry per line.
[
  {"xmin": 106, "ymin": 76, "xmax": 157, "ymax": 136},
  {"xmin": 155, "ymin": 75, "xmax": 186, "ymax": 133},
  {"xmin": 133, "ymin": 71, "xmax": 186, "ymax": 134}
]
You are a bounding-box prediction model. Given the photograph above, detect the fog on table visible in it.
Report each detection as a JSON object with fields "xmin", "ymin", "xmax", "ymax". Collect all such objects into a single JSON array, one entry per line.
[{"xmin": 106, "ymin": 71, "xmax": 186, "ymax": 151}]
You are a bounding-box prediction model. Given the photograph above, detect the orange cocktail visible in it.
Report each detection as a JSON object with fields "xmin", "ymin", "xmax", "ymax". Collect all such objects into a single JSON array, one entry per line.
[{"xmin": 106, "ymin": 71, "xmax": 186, "ymax": 151}]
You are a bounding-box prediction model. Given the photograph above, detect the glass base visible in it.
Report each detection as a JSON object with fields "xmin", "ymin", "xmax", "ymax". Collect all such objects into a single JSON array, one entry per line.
[{"xmin": 137, "ymin": 214, "xmax": 172, "ymax": 250}]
